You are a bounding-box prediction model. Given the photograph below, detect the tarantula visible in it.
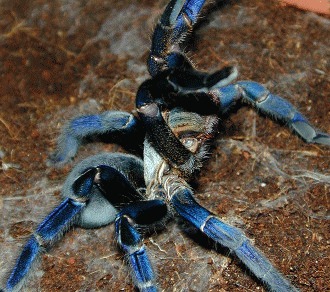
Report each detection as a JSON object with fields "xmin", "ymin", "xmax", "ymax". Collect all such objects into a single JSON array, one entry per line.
[{"xmin": 2, "ymin": 0, "xmax": 329, "ymax": 291}]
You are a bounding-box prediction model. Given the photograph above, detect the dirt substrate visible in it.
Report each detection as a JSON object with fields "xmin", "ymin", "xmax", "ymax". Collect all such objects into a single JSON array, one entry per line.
[{"xmin": 0, "ymin": 0, "xmax": 329, "ymax": 291}]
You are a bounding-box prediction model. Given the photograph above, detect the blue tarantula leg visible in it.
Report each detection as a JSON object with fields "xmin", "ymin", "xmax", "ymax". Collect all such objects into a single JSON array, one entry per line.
[
  {"xmin": 209, "ymin": 82, "xmax": 330, "ymax": 145},
  {"xmin": 148, "ymin": 0, "xmax": 206, "ymax": 76},
  {"xmin": 62, "ymin": 153, "xmax": 145, "ymax": 228},
  {"xmin": 237, "ymin": 81, "xmax": 330, "ymax": 145},
  {"xmin": 115, "ymin": 200, "xmax": 169, "ymax": 292},
  {"xmin": 4, "ymin": 153, "xmax": 145, "ymax": 291},
  {"xmin": 3, "ymin": 161, "xmax": 100, "ymax": 291},
  {"xmin": 171, "ymin": 188, "xmax": 298, "ymax": 292},
  {"xmin": 48, "ymin": 111, "xmax": 144, "ymax": 166},
  {"xmin": 4, "ymin": 198, "xmax": 85, "ymax": 292}
]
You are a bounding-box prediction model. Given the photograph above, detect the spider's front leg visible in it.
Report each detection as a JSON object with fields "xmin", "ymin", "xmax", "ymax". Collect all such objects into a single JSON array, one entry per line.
[
  {"xmin": 138, "ymin": 0, "xmax": 239, "ymax": 176},
  {"xmin": 48, "ymin": 110, "xmax": 144, "ymax": 166},
  {"xmin": 148, "ymin": 0, "xmax": 207, "ymax": 76},
  {"xmin": 2, "ymin": 153, "xmax": 145, "ymax": 292},
  {"xmin": 210, "ymin": 81, "xmax": 330, "ymax": 145},
  {"xmin": 170, "ymin": 185, "xmax": 298, "ymax": 292}
]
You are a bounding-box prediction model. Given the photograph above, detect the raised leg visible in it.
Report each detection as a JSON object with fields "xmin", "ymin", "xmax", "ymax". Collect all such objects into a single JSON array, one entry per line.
[
  {"xmin": 171, "ymin": 188, "xmax": 298, "ymax": 292},
  {"xmin": 48, "ymin": 111, "xmax": 144, "ymax": 166},
  {"xmin": 3, "ymin": 153, "xmax": 145, "ymax": 291},
  {"xmin": 148, "ymin": 0, "xmax": 206, "ymax": 76},
  {"xmin": 115, "ymin": 200, "xmax": 170, "ymax": 292},
  {"xmin": 135, "ymin": 66, "xmax": 237, "ymax": 177}
]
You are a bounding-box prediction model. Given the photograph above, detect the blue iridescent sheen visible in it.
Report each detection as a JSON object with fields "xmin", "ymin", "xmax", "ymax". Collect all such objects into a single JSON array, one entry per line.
[
  {"xmin": 214, "ymin": 84, "xmax": 240, "ymax": 111},
  {"xmin": 5, "ymin": 237, "xmax": 39, "ymax": 291},
  {"xmin": 172, "ymin": 188, "xmax": 295, "ymax": 292},
  {"xmin": 129, "ymin": 246, "xmax": 155, "ymax": 284},
  {"xmin": 36, "ymin": 198, "xmax": 84, "ymax": 240},
  {"xmin": 70, "ymin": 114, "xmax": 102, "ymax": 136},
  {"xmin": 172, "ymin": 0, "xmax": 206, "ymax": 40},
  {"xmin": 5, "ymin": 198, "xmax": 84, "ymax": 291},
  {"xmin": 115, "ymin": 200, "xmax": 167, "ymax": 291}
]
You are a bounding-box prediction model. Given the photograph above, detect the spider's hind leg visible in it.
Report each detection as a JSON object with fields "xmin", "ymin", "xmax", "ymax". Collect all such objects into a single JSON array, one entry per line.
[
  {"xmin": 171, "ymin": 188, "xmax": 298, "ymax": 292},
  {"xmin": 3, "ymin": 153, "xmax": 145, "ymax": 292},
  {"xmin": 67, "ymin": 153, "xmax": 145, "ymax": 228},
  {"xmin": 115, "ymin": 200, "xmax": 170, "ymax": 292},
  {"xmin": 3, "ymin": 198, "xmax": 84, "ymax": 292}
]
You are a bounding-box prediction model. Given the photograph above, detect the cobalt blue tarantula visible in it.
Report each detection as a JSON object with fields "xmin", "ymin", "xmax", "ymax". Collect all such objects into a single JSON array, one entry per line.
[{"xmin": 2, "ymin": 0, "xmax": 329, "ymax": 291}]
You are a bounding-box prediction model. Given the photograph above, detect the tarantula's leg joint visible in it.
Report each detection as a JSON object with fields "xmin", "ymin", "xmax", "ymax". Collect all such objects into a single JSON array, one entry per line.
[
  {"xmin": 116, "ymin": 200, "xmax": 169, "ymax": 292},
  {"xmin": 163, "ymin": 66, "xmax": 238, "ymax": 114},
  {"xmin": 236, "ymin": 81, "xmax": 330, "ymax": 145},
  {"xmin": 4, "ymin": 153, "xmax": 145, "ymax": 292},
  {"xmin": 73, "ymin": 165, "xmax": 144, "ymax": 210},
  {"xmin": 63, "ymin": 153, "xmax": 145, "ymax": 228},
  {"xmin": 171, "ymin": 188, "xmax": 298, "ymax": 292}
]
